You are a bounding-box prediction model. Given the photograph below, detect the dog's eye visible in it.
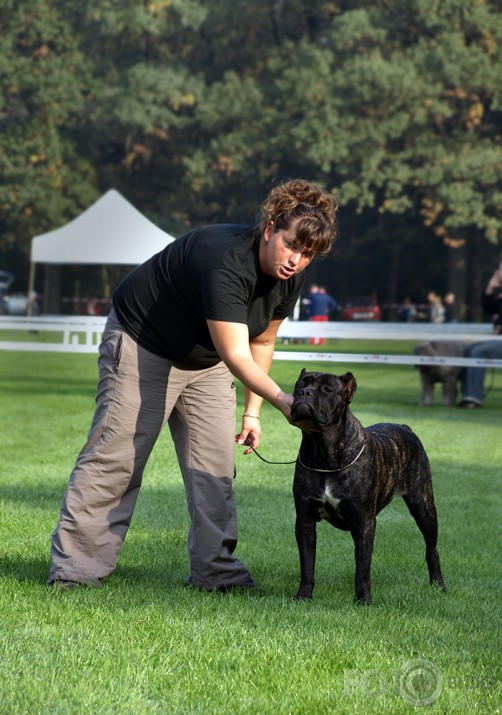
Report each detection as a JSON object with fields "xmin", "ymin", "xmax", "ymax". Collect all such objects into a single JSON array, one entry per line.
[{"xmin": 322, "ymin": 385, "xmax": 333, "ymax": 393}]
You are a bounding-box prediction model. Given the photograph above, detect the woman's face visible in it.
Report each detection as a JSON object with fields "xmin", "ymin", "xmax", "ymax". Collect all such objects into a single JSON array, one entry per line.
[{"xmin": 259, "ymin": 222, "xmax": 315, "ymax": 280}]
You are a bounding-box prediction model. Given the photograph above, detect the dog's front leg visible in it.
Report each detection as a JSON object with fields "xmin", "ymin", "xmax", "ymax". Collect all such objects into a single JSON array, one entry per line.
[
  {"xmin": 442, "ymin": 374, "xmax": 458, "ymax": 406},
  {"xmin": 420, "ymin": 375, "xmax": 434, "ymax": 406},
  {"xmin": 294, "ymin": 510, "xmax": 317, "ymax": 601},
  {"xmin": 351, "ymin": 517, "xmax": 376, "ymax": 604}
]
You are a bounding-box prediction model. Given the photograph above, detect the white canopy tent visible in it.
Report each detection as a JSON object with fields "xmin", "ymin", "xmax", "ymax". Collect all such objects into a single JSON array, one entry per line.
[{"xmin": 29, "ymin": 189, "xmax": 176, "ymax": 313}]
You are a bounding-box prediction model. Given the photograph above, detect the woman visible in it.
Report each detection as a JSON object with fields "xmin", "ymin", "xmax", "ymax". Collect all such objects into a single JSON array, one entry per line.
[
  {"xmin": 458, "ymin": 261, "xmax": 502, "ymax": 408},
  {"xmin": 49, "ymin": 179, "xmax": 338, "ymax": 591}
]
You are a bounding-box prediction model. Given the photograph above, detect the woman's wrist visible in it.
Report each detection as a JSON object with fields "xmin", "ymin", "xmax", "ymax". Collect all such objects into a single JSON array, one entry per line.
[{"xmin": 271, "ymin": 390, "xmax": 292, "ymax": 416}]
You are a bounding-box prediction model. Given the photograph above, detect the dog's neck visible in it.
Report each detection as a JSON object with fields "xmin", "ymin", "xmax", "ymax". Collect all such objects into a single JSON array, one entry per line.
[{"xmin": 298, "ymin": 408, "xmax": 365, "ymax": 471}]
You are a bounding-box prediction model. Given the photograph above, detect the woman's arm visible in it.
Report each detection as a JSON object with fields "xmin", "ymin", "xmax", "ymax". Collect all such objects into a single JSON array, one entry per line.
[
  {"xmin": 207, "ymin": 318, "xmax": 292, "ymax": 451},
  {"xmin": 482, "ymin": 262, "xmax": 502, "ymax": 318},
  {"xmin": 485, "ymin": 262, "xmax": 502, "ymax": 295},
  {"xmin": 246, "ymin": 317, "xmax": 284, "ymax": 411}
]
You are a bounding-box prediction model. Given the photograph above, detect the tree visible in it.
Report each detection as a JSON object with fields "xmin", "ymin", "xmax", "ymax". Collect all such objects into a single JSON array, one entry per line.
[
  {"xmin": 0, "ymin": 0, "xmax": 207, "ymax": 298},
  {"xmin": 0, "ymin": 0, "xmax": 98, "ymax": 254},
  {"xmin": 76, "ymin": 0, "xmax": 208, "ymax": 234},
  {"xmin": 269, "ymin": 0, "xmax": 502, "ymax": 308},
  {"xmin": 1, "ymin": 0, "xmax": 501, "ymax": 318},
  {"xmin": 166, "ymin": 0, "xmax": 501, "ymax": 312}
]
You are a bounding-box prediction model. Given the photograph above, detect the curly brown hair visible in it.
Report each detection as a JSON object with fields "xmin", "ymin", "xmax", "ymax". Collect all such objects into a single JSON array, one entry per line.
[{"xmin": 259, "ymin": 179, "xmax": 338, "ymax": 256}]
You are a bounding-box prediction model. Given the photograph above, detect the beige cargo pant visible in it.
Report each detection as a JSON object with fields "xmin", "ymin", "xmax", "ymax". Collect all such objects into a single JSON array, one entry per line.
[{"xmin": 49, "ymin": 309, "xmax": 255, "ymax": 590}]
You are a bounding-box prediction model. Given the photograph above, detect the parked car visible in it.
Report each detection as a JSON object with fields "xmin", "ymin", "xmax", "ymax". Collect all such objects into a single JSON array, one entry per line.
[
  {"xmin": 0, "ymin": 270, "xmax": 14, "ymax": 290},
  {"xmin": 341, "ymin": 296, "xmax": 381, "ymax": 321},
  {"xmin": 5, "ymin": 292, "xmax": 30, "ymax": 316},
  {"xmin": 0, "ymin": 287, "xmax": 8, "ymax": 314},
  {"xmin": 0, "ymin": 272, "xmax": 29, "ymax": 315}
]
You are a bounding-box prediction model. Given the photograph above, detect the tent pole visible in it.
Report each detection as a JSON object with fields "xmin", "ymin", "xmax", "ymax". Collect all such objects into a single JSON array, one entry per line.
[{"xmin": 27, "ymin": 261, "xmax": 36, "ymax": 316}]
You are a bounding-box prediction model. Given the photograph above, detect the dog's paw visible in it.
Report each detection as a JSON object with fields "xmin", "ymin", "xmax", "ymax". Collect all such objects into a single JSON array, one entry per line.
[
  {"xmin": 431, "ymin": 578, "xmax": 447, "ymax": 594},
  {"xmin": 293, "ymin": 591, "xmax": 313, "ymax": 602},
  {"xmin": 355, "ymin": 594, "xmax": 372, "ymax": 606}
]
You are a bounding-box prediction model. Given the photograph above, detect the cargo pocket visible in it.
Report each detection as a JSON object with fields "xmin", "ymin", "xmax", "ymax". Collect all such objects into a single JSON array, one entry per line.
[{"xmin": 113, "ymin": 333, "xmax": 123, "ymax": 374}]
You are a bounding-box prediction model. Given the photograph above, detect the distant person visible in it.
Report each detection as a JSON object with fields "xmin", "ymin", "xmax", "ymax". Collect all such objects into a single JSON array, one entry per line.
[
  {"xmin": 47, "ymin": 179, "xmax": 339, "ymax": 592},
  {"xmin": 28, "ymin": 291, "xmax": 40, "ymax": 317},
  {"xmin": 444, "ymin": 292, "xmax": 459, "ymax": 323},
  {"xmin": 457, "ymin": 262, "xmax": 502, "ymax": 409},
  {"xmin": 301, "ymin": 283, "xmax": 319, "ymax": 319},
  {"xmin": 397, "ymin": 297, "xmax": 417, "ymax": 323},
  {"xmin": 307, "ymin": 285, "xmax": 338, "ymax": 345},
  {"xmin": 85, "ymin": 298, "xmax": 100, "ymax": 316},
  {"xmin": 27, "ymin": 291, "xmax": 40, "ymax": 333},
  {"xmin": 426, "ymin": 291, "xmax": 445, "ymax": 324}
]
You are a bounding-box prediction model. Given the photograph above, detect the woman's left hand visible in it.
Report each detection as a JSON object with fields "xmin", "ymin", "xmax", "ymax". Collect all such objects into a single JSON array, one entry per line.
[{"xmin": 235, "ymin": 415, "xmax": 262, "ymax": 455}]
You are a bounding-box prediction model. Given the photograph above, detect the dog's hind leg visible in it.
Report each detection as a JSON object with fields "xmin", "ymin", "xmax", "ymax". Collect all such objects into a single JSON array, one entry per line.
[{"xmin": 403, "ymin": 492, "xmax": 446, "ymax": 593}]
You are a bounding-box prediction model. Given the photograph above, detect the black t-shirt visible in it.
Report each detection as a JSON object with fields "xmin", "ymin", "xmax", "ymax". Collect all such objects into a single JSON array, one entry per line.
[
  {"xmin": 113, "ymin": 224, "xmax": 305, "ymax": 368},
  {"xmin": 482, "ymin": 291, "xmax": 502, "ymax": 333}
]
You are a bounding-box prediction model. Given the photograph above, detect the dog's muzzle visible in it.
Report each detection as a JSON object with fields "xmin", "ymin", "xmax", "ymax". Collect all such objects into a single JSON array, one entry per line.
[
  {"xmin": 291, "ymin": 398, "xmax": 324, "ymax": 433},
  {"xmin": 291, "ymin": 398, "xmax": 314, "ymax": 421}
]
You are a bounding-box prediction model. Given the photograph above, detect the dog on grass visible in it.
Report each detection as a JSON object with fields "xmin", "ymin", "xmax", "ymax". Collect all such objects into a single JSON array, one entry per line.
[
  {"xmin": 413, "ymin": 341, "xmax": 465, "ymax": 406},
  {"xmin": 290, "ymin": 369, "xmax": 446, "ymax": 604}
]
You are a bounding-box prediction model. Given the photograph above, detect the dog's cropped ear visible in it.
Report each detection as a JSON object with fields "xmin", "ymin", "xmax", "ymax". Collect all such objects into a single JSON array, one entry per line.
[
  {"xmin": 413, "ymin": 342, "xmax": 433, "ymax": 357},
  {"xmin": 298, "ymin": 368, "xmax": 307, "ymax": 379},
  {"xmin": 340, "ymin": 372, "xmax": 357, "ymax": 404}
]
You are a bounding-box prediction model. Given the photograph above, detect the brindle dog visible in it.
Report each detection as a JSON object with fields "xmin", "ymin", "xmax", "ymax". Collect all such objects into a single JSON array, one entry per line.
[{"xmin": 290, "ymin": 369, "xmax": 446, "ymax": 604}]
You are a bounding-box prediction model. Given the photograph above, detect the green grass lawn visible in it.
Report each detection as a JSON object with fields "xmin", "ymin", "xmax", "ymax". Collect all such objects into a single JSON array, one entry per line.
[{"xmin": 0, "ymin": 348, "xmax": 501, "ymax": 714}]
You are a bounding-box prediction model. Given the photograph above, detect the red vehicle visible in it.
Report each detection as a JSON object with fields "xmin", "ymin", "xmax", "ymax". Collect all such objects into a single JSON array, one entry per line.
[{"xmin": 341, "ymin": 296, "xmax": 381, "ymax": 321}]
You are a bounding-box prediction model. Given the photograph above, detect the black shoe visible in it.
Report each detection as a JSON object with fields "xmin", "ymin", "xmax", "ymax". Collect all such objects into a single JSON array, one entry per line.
[
  {"xmin": 457, "ymin": 400, "xmax": 482, "ymax": 409},
  {"xmin": 184, "ymin": 576, "xmax": 263, "ymax": 594},
  {"xmin": 49, "ymin": 579, "xmax": 80, "ymax": 589},
  {"xmin": 49, "ymin": 579, "xmax": 102, "ymax": 589},
  {"xmin": 211, "ymin": 584, "xmax": 264, "ymax": 594}
]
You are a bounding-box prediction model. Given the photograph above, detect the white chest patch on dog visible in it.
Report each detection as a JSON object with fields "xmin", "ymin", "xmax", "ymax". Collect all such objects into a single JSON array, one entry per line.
[{"xmin": 322, "ymin": 486, "xmax": 341, "ymax": 510}]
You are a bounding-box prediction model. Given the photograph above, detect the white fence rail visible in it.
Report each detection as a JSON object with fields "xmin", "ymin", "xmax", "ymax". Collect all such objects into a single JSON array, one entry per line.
[
  {"xmin": 0, "ymin": 315, "xmax": 107, "ymax": 353},
  {"xmin": 276, "ymin": 319, "xmax": 496, "ymax": 341},
  {"xmin": 1, "ymin": 316, "xmax": 501, "ymax": 367}
]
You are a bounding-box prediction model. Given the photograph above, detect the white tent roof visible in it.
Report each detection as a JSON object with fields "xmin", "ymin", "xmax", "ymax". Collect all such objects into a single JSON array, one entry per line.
[{"xmin": 30, "ymin": 189, "xmax": 176, "ymax": 265}]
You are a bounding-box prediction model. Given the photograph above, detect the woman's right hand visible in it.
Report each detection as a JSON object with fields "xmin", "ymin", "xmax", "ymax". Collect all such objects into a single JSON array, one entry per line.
[
  {"xmin": 274, "ymin": 390, "xmax": 294, "ymax": 422},
  {"xmin": 487, "ymin": 262, "xmax": 502, "ymax": 294}
]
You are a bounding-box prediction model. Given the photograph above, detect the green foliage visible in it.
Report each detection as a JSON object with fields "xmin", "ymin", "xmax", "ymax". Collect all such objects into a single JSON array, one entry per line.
[
  {"xmin": 0, "ymin": 0, "xmax": 501, "ymax": 303},
  {"xmin": 0, "ymin": 1, "xmax": 98, "ymax": 249},
  {"xmin": 319, "ymin": 1, "xmax": 502, "ymax": 245}
]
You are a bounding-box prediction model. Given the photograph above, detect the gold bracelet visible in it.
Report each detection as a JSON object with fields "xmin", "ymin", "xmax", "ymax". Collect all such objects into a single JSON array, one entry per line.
[{"xmin": 242, "ymin": 412, "xmax": 261, "ymax": 420}]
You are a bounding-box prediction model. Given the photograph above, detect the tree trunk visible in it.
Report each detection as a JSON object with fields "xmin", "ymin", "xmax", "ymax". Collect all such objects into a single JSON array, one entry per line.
[
  {"xmin": 447, "ymin": 241, "xmax": 466, "ymax": 320},
  {"xmin": 467, "ymin": 230, "xmax": 483, "ymax": 322},
  {"xmin": 386, "ymin": 236, "xmax": 400, "ymax": 321},
  {"xmin": 44, "ymin": 265, "xmax": 61, "ymax": 314}
]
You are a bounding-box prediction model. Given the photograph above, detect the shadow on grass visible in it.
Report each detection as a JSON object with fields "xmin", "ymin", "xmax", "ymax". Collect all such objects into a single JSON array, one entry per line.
[
  {"xmin": 0, "ymin": 546, "xmax": 186, "ymax": 591},
  {"xmin": 2, "ymin": 452, "xmax": 499, "ymax": 534},
  {"xmin": 1, "ymin": 452, "xmax": 499, "ymax": 611},
  {"xmin": 0, "ymin": 373, "xmax": 96, "ymax": 397},
  {"xmin": 1, "ymin": 483, "xmax": 68, "ymax": 508},
  {"xmin": 0, "ymin": 551, "xmax": 450, "ymax": 619},
  {"xmin": 0, "ymin": 555, "xmax": 50, "ymax": 584}
]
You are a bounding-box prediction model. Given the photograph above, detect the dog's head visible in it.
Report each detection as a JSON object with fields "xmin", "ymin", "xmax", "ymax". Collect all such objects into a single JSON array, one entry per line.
[
  {"xmin": 290, "ymin": 369, "xmax": 357, "ymax": 432},
  {"xmin": 412, "ymin": 341, "xmax": 464, "ymax": 377}
]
